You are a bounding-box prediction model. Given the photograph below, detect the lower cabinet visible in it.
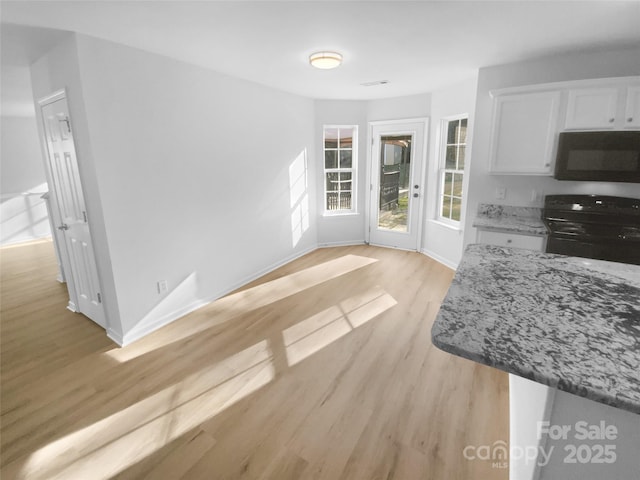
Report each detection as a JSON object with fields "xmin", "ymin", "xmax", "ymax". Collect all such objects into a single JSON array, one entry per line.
[{"xmin": 477, "ymin": 229, "xmax": 546, "ymax": 251}]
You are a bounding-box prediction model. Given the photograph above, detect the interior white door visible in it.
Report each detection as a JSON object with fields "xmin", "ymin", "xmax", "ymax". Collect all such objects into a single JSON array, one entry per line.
[
  {"xmin": 40, "ymin": 95, "xmax": 105, "ymax": 328},
  {"xmin": 368, "ymin": 120, "xmax": 427, "ymax": 250}
]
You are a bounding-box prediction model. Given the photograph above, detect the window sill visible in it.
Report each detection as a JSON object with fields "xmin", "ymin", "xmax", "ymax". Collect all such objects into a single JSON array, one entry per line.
[
  {"xmin": 322, "ymin": 212, "xmax": 361, "ymax": 218},
  {"xmin": 429, "ymin": 219, "xmax": 464, "ymax": 233}
]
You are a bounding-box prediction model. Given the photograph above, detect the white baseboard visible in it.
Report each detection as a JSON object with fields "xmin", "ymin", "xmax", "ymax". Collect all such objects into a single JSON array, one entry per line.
[
  {"xmin": 118, "ymin": 297, "xmax": 213, "ymax": 347},
  {"xmin": 108, "ymin": 242, "xmax": 456, "ymax": 347},
  {"xmin": 420, "ymin": 248, "xmax": 458, "ymax": 271},
  {"xmin": 107, "ymin": 328, "xmax": 124, "ymax": 346},
  {"xmin": 317, "ymin": 240, "xmax": 366, "ymax": 248},
  {"xmin": 114, "ymin": 244, "xmax": 319, "ymax": 347}
]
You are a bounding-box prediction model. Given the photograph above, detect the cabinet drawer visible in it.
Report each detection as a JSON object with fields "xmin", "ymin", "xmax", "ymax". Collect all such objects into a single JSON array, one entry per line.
[{"xmin": 477, "ymin": 230, "xmax": 545, "ymax": 251}]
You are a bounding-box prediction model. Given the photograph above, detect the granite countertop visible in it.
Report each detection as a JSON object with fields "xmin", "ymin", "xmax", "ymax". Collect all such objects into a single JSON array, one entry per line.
[
  {"xmin": 431, "ymin": 244, "xmax": 640, "ymax": 414},
  {"xmin": 473, "ymin": 203, "xmax": 547, "ymax": 236}
]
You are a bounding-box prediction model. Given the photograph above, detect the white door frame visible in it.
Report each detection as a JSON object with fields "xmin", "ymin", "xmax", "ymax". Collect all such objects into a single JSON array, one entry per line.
[
  {"xmin": 37, "ymin": 88, "xmax": 106, "ymax": 328},
  {"xmin": 365, "ymin": 118, "xmax": 429, "ymax": 251}
]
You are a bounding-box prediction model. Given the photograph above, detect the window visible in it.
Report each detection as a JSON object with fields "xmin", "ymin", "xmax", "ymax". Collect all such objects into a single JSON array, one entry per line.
[
  {"xmin": 323, "ymin": 126, "xmax": 357, "ymax": 214},
  {"xmin": 439, "ymin": 117, "xmax": 467, "ymax": 223}
]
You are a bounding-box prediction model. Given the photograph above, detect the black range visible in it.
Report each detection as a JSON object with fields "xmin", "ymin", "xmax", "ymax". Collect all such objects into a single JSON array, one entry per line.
[{"xmin": 543, "ymin": 194, "xmax": 640, "ymax": 265}]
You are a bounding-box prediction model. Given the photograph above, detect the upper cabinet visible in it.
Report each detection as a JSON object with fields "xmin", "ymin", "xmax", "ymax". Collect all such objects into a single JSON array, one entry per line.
[
  {"xmin": 565, "ymin": 85, "xmax": 640, "ymax": 130},
  {"xmin": 489, "ymin": 91, "xmax": 560, "ymax": 175},
  {"xmin": 489, "ymin": 76, "xmax": 640, "ymax": 175},
  {"xmin": 565, "ymin": 88, "xmax": 618, "ymax": 129},
  {"xmin": 625, "ymin": 86, "xmax": 640, "ymax": 129}
]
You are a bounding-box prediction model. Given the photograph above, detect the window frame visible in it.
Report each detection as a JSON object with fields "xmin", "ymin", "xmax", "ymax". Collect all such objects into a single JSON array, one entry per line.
[
  {"xmin": 437, "ymin": 115, "xmax": 468, "ymax": 227},
  {"xmin": 322, "ymin": 124, "xmax": 358, "ymax": 216}
]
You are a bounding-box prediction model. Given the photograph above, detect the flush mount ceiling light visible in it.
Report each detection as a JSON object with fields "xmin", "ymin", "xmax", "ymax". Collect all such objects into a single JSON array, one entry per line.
[{"xmin": 309, "ymin": 51, "xmax": 342, "ymax": 69}]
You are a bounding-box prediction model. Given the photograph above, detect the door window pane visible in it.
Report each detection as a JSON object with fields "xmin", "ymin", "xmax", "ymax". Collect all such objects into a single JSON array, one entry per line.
[{"xmin": 377, "ymin": 135, "xmax": 412, "ymax": 232}]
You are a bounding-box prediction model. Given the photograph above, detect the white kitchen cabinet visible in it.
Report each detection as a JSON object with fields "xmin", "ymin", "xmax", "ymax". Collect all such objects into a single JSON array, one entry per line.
[
  {"xmin": 488, "ymin": 76, "xmax": 640, "ymax": 175},
  {"xmin": 565, "ymin": 84, "xmax": 640, "ymax": 130},
  {"xmin": 565, "ymin": 87, "xmax": 618, "ymax": 129},
  {"xmin": 489, "ymin": 91, "xmax": 561, "ymax": 175},
  {"xmin": 625, "ymin": 85, "xmax": 640, "ymax": 129},
  {"xmin": 477, "ymin": 229, "xmax": 545, "ymax": 251}
]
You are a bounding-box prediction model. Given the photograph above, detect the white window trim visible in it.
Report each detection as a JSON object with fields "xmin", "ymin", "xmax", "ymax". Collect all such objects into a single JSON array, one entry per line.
[
  {"xmin": 436, "ymin": 115, "xmax": 467, "ymax": 228},
  {"xmin": 323, "ymin": 124, "xmax": 358, "ymax": 215}
]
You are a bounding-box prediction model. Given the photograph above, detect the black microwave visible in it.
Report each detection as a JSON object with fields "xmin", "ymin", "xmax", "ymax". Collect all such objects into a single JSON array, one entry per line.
[{"xmin": 554, "ymin": 131, "xmax": 640, "ymax": 183}]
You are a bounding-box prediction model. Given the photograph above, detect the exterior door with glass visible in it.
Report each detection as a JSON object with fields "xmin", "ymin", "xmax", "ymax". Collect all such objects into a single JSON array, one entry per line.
[{"xmin": 368, "ymin": 120, "xmax": 427, "ymax": 250}]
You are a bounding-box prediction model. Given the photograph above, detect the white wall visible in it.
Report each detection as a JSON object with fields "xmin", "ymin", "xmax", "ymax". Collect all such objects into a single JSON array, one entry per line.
[
  {"xmin": 421, "ymin": 77, "xmax": 478, "ymax": 269},
  {"xmin": 1, "ymin": 65, "xmax": 51, "ymax": 245},
  {"xmin": 315, "ymin": 100, "xmax": 368, "ymax": 246},
  {"xmin": 314, "ymin": 93, "xmax": 432, "ymax": 247},
  {"xmin": 465, "ymin": 46, "xmax": 640, "ymax": 248},
  {"xmin": 31, "ymin": 34, "xmax": 317, "ymax": 345},
  {"xmin": 367, "ymin": 93, "xmax": 431, "ymax": 122},
  {"xmin": 28, "ymin": 35, "xmax": 640, "ymax": 345},
  {"xmin": 31, "ymin": 35, "xmax": 123, "ymax": 336}
]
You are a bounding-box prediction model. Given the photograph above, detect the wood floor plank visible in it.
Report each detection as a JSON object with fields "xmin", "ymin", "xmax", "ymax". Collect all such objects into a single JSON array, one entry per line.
[{"xmin": 1, "ymin": 240, "xmax": 509, "ymax": 479}]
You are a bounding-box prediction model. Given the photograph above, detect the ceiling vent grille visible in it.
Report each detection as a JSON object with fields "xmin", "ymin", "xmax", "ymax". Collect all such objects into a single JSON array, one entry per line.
[{"xmin": 360, "ymin": 80, "xmax": 389, "ymax": 87}]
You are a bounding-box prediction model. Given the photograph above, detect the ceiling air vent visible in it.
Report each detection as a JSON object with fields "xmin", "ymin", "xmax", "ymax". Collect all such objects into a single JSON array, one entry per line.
[{"xmin": 360, "ymin": 80, "xmax": 389, "ymax": 87}]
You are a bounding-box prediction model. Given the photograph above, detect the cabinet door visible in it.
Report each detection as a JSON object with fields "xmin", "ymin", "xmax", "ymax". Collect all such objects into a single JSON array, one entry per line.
[
  {"xmin": 565, "ymin": 88, "xmax": 618, "ymax": 129},
  {"xmin": 624, "ymin": 85, "xmax": 640, "ymax": 129},
  {"xmin": 489, "ymin": 91, "xmax": 560, "ymax": 175}
]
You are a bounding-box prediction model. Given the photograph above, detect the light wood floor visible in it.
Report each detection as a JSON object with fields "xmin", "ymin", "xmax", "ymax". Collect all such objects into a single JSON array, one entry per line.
[{"xmin": 1, "ymin": 239, "xmax": 509, "ymax": 480}]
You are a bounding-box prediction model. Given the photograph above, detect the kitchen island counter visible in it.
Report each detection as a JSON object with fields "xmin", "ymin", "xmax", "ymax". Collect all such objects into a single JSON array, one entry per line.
[{"xmin": 431, "ymin": 243, "xmax": 640, "ymax": 415}]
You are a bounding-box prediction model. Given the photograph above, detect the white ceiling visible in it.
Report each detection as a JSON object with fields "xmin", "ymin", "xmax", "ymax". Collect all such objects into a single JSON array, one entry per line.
[{"xmin": 1, "ymin": 1, "xmax": 640, "ymax": 100}]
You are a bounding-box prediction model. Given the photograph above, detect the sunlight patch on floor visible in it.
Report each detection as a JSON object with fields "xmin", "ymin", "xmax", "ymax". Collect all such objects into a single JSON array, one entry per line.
[
  {"xmin": 18, "ymin": 341, "xmax": 274, "ymax": 480},
  {"xmin": 103, "ymin": 254, "xmax": 379, "ymax": 362},
  {"xmin": 284, "ymin": 285, "xmax": 397, "ymax": 366},
  {"xmin": 19, "ymin": 283, "xmax": 394, "ymax": 480}
]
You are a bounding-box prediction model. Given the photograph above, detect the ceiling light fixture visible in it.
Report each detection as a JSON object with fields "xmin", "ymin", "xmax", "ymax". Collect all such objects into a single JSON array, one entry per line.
[{"xmin": 309, "ymin": 51, "xmax": 342, "ymax": 69}]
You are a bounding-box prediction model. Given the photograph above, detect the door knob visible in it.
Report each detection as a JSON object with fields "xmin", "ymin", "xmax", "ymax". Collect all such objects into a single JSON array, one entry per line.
[
  {"xmin": 57, "ymin": 224, "xmax": 69, "ymax": 231},
  {"xmin": 413, "ymin": 193, "xmax": 419, "ymax": 198}
]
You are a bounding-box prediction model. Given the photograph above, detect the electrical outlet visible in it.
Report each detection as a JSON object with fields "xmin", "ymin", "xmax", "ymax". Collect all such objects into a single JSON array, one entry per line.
[
  {"xmin": 495, "ymin": 187, "xmax": 506, "ymax": 200},
  {"xmin": 157, "ymin": 280, "xmax": 168, "ymax": 294},
  {"xmin": 531, "ymin": 189, "xmax": 544, "ymax": 206}
]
